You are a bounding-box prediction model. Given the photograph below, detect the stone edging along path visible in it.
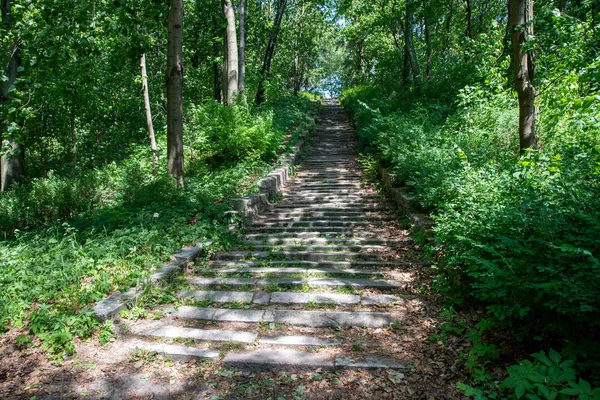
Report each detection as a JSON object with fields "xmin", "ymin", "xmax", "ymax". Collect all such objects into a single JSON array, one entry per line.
[{"xmin": 93, "ymin": 108, "xmax": 319, "ymax": 321}]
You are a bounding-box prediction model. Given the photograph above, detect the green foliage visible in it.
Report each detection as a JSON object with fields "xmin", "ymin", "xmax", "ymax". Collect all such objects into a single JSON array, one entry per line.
[
  {"xmin": 459, "ymin": 350, "xmax": 600, "ymax": 400},
  {"xmin": 0, "ymin": 95, "xmax": 317, "ymax": 357},
  {"xmin": 98, "ymin": 320, "xmax": 116, "ymax": 345},
  {"xmin": 186, "ymin": 102, "xmax": 277, "ymax": 166},
  {"xmin": 342, "ymin": 76, "xmax": 600, "ymax": 338}
]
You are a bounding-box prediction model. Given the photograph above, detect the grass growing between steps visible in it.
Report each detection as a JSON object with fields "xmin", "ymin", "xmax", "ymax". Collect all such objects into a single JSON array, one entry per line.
[{"xmin": 0, "ymin": 96, "xmax": 320, "ymax": 360}]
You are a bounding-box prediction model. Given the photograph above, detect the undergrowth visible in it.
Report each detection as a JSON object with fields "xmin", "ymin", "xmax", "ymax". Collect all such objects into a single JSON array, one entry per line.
[{"xmin": 0, "ymin": 95, "xmax": 320, "ymax": 360}]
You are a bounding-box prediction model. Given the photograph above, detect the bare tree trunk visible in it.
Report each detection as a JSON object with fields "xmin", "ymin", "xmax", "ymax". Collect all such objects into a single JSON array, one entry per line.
[
  {"xmin": 423, "ymin": 0, "xmax": 432, "ymax": 80},
  {"xmin": 212, "ymin": 16, "xmax": 222, "ymax": 103},
  {"xmin": 141, "ymin": 54, "xmax": 157, "ymax": 169},
  {"xmin": 402, "ymin": 2, "xmax": 420, "ymax": 82},
  {"xmin": 293, "ymin": 54, "xmax": 300, "ymax": 96},
  {"xmin": 465, "ymin": 0, "xmax": 473, "ymax": 38},
  {"xmin": 166, "ymin": 0, "xmax": 184, "ymax": 185},
  {"xmin": 222, "ymin": 29, "xmax": 228, "ymax": 104},
  {"xmin": 509, "ymin": 0, "xmax": 538, "ymax": 153},
  {"xmin": 238, "ymin": 0, "xmax": 247, "ymax": 104},
  {"xmin": 223, "ymin": 0, "xmax": 238, "ymax": 105},
  {"xmin": 1, "ymin": 0, "xmax": 24, "ymax": 191},
  {"xmin": 256, "ymin": 0, "xmax": 287, "ymax": 105}
]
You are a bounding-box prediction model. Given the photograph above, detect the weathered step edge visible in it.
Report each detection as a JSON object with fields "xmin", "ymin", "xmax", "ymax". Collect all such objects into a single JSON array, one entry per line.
[
  {"xmin": 93, "ymin": 108, "xmax": 320, "ymax": 322},
  {"xmin": 93, "ymin": 240, "xmax": 214, "ymax": 321},
  {"xmin": 124, "ymin": 344, "xmax": 406, "ymax": 371}
]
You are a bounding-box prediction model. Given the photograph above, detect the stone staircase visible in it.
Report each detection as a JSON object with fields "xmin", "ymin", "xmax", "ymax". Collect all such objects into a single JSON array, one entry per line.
[{"xmin": 120, "ymin": 102, "xmax": 428, "ymax": 370}]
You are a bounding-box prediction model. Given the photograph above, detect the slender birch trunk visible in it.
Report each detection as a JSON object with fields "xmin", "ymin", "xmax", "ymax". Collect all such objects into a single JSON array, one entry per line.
[{"xmin": 141, "ymin": 54, "xmax": 157, "ymax": 169}]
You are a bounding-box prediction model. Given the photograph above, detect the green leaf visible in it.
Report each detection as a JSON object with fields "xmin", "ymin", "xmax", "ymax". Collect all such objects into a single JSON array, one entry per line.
[
  {"xmin": 548, "ymin": 349, "xmax": 561, "ymax": 364},
  {"xmin": 516, "ymin": 383, "xmax": 526, "ymax": 399}
]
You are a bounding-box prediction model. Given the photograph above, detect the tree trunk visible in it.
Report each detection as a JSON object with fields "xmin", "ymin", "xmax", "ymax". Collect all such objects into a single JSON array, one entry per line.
[
  {"xmin": 509, "ymin": 0, "xmax": 538, "ymax": 153},
  {"xmin": 166, "ymin": 0, "xmax": 184, "ymax": 184},
  {"xmin": 1, "ymin": 0, "xmax": 24, "ymax": 191},
  {"xmin": 238, "ymin": 0, "xmax": 247, "ymax": 104},
  {"xmin": 223, "ymin": 0, "xmax": 238, "ymax": 105},
  {"xmin": 256, "ymin": 0, "xmax": 287, "ymax": 105},
  {"xmin": 212, "ymin": 16, "xmax": 222, "ymax": 103},
  {"xmin": 402, "ymin": 2, "xmax": 420, "ymax": 83},
  {"xmin": 465, "ymin": 0, "xmax": 473, "ymax": 39},
  {"xmin": 141, "ymin": 54, "xmax": 157, "ymax": 169},
  {"xmin": 423, "ymin": 0, "xmax": 432, "ymax": 80}
]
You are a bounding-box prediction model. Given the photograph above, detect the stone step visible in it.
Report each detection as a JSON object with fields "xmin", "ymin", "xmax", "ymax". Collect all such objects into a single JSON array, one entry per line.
[
  {"xmin": 243, "ymin": 226, "xmax": 387, "ymax": 234},
  {"xmin": 167, "ymin": 306, "xmax": 397, "ymax": 328},
  {"xmin": 242, "ymin": 244, "xmax": 390, "ymax": 253},
  {"xmin": 129, "ymin": 322, "xmax": 340, "ymax": 346},
  {"xmin": 259, "ymin": 211, "xmax": 394, "ymax": 218},
  {"xmin": 255, "ymin": 215, "xmax": 394, "ymax": 222},
  {"xmin": 272, "ymin": 204, "xmax": 389, "ymax": 211},
  {"xmin": 187, "ymin": 277, "xmax": 406, "ymax": 290},
  {"xmin": 278, "ymin": 193, "xmax": 378, "ymax": 199},
  {"xmin": 199, "ymin": 266, "xmax": 397, "ymax": 277},
  {"xmin": 277, "ymin": 197, "xmax": 380, "ymax": 205},
  {"xmin": 179, "ymin": 290, "xmax": 402, "ymax": 306},
  {"xmin": 249, "ymin": 220, "xmax": 375, "ymax": 228},
  {"xmin": 295, "ymin": 173, "xmax": 362, "ymax": 178},
  {"xmin": 240, "ymin": 230, "xmax": 396, "ymax": 239},
  {"xmin": 215, "ymin": 250, "xmax": 387, "ymax": 261},
  {"xmin": 209, "ymin": 260, "xmax": 425, "ymax": 269},
  {"xmin": 223, "ymin": 349, "xmax": 406, "ymax": 371},
  {"xmin": 242, "ymin": 237, "xmax": 406, "ymax": 246}
]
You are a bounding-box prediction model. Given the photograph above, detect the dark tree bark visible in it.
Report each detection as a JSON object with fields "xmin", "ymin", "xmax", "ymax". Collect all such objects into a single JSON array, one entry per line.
[
  {"xmin": 509, "ymin": 0, "xmax": 538, "ymax": 153},
  {"xmin": 1, "ymin": 0, "xmax": 25, "ymax": 191},
  {"xmin": 402, "ymin": 2, "xmax": 420, "ymax": 83},
  {"xmin": 166, "ymin": 0, "xmax": 184, "ymax": 184},
  {"xmin": 141, "ymin": 54, "xmax": 157, "ymax": 169},
  {"xmin": 256, "ymin": 0, "xmax": 287, "ymax": 105},
  {"xmin": 238, "ymin": 0, "xmax": 246, "ymax": 104},
  {"xmin": 465, "ymin": 0, "xmax": 473, "ymax": 39},
  {"xmin": 423, "ymin": 0, "xmax": 432, "ymax": 80},
  {"xmin": 212, "ymin": 16, "xmax": 222, "ymax": 103},
  {"xmin": 223, "ymin": 0, "xmax": 238, "ymax": 105}
]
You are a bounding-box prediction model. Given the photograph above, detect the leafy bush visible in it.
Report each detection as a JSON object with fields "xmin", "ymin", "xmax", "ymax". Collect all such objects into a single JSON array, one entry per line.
[
  {"xmin": 185, "ymin": 101, "xmax": 278, "ymax": 166},
  {"xmin": 341, "ymin": 82, "xmax": 600, "ymax": 338},
  {"xmin": 459, "ymin": 350, "xmax": 600, "ymax": 400}
]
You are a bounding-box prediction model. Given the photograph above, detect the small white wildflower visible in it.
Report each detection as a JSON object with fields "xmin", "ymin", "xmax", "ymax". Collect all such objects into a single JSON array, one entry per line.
[{"xmin": 153, "ymin": 213, "xmax": 160, "ymax": 218}]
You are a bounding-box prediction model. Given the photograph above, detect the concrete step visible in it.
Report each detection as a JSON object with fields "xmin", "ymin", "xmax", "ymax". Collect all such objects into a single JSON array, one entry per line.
[
  {"xmin": 187, "ymin": 277, "xmax": 407, "ymax": 291},
  {"xmin": 255, "ymin": 215, "xmax": 394, "ymax": 222},
  {"xmin": 272, "ymin": 204, "xmax": 389, "ymax": 211},
  {"xmin": 242, "ymin": 245, "xmax": 390, "ymax": 253},
  {"xmin": 123, "ymin": 342, "xmax": 407, "ymax": 370},
  {"xmin": 240, "ymin": 231, "xmax": 397, "ymax": 239},
  {"xmin": 209, "ymin": 260, "xmax": 426, "ymax": 269},
  {"xmin": 277, "ymin": 198, "xmax": 380, "ymax": 205},
  {"xmin": 179, "ymin": 290, "xmax": 402, "ymax": 306},
  {"xmin": 243, "ymin": 226, "xmax": 387, "ymax": 234},
  {"xmin": 223, "ymin": 349, "xmax": 406, "ymax": 371},
  {"xmin": 215, "ymin": 250, "xmax": 387, "ymax": 261},
  {"xmin": 198, "ymin": 266, "xmax": 396, "ymax": 277},
  {"xmin": 241, "ymin": 237, "xmax": 406, "ymax": 246},
  {"xmin": 129, "ymin": 322, "xmax": 340, "ymax": 346},
  {"xmin": 249, "ymin": 220, "xmax": 375, "ymax": 228},
  {"xmin": 167, "ymin": 306, "xmax": 397, "ymax": 328},
  {"xmin": 258, "ymin": 211, "xmax": 394, "ymax": 218}
]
